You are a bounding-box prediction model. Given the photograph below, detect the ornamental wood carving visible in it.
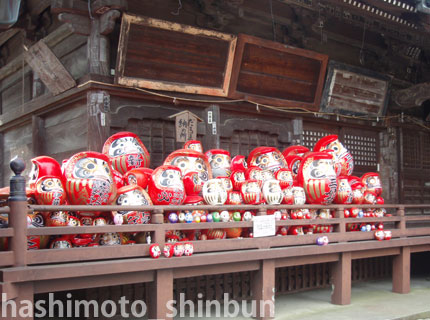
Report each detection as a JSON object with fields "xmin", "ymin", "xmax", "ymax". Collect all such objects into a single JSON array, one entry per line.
[{"xmin": 392, "ymin": 82, "xmax": 430, "ymax": 109}]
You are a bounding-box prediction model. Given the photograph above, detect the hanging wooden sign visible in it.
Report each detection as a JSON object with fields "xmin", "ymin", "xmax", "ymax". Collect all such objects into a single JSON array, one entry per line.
[
  {"xmin": 169, "ymin": 111, "xmax": 203, "ymax": 143},
  {"xmin": 320, "ymin": 61, "xmax": 391, "ymax": 117}
]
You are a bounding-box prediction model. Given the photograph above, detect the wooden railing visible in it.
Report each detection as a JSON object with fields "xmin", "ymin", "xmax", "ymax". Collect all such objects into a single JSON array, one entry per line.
[{"xmin": 0, "ymin": 159, "xmax": 429, "ymax": 319}]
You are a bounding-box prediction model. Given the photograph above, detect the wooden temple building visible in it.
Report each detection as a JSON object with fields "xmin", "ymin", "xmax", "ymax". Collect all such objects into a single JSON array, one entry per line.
[{"xmin": 0, "ymin": 0, "xmax": 429, "ymax": 319}]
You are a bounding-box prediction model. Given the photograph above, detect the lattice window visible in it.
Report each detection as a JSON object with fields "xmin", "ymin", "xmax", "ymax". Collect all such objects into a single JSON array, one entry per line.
[
  {"xmin": 403, "ymin": 131, "xmax": 421, "ymax": 169},
  {"xmin": 220, "ymin": 130, "xmax": 289, "ymax": 157},
  {"xmin": 302, "ymin": 129, "xmax": 337, "ymax": 150},
  {"xmin": 343, "ymin": 134, "xmax": 378, "ymax": 167}
]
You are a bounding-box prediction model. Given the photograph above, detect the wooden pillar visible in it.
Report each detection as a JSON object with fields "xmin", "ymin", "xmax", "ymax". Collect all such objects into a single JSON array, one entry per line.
[
  {"xmin": 146, "ymin": 269, "xmax": 174, "ymax": 319},
  {"xmin": 331, "ymin": 252, "xmax": 351, "ymax": 305},
  {"xmin": 87, "ymin": 90, "xmax": 111, "ymax": 151},
  {"xmin": 392, "ymin": 246, "xmax": 410, "ymax": 294},
  {"xmin": 31, "ymin": 115, "xmax": 45, "ymax": 157},
  {"xmin": 9, "ymin": 158, "xmax": 28, "ymax": 267},
  {"xmin": 252, "ymin": 260, "xmax": 275, "ymax": 320}
]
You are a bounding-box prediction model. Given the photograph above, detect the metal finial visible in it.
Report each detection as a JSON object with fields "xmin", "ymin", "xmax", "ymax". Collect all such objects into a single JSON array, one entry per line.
[{"xmin": 10, "ymin": 157, "xmax": 26, "ymax": 176}]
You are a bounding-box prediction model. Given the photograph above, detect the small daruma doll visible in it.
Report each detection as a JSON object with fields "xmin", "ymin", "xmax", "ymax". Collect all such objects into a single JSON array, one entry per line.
[
  {"xmin": 334, "ymin": 176, "xmax": 353, "ymax": 204},
  {"xmin": 248, "ymin": 147, "xmax": 287, "ymax": 175},
  {"xmin": 297, "ymin": 152, "xmax": 338, "ymax": 205},
  {"xmin": 262, "ymin": 179, "xmax": 283, "ymax": 205},
  {"xmin": 361, "ymin": 172, "xmax": 382, "ymax": 196},
  {"xmin": 102, "ymin": 131, "xmax": 150, "ymax": 175},
  {"xmin": 241, "ymin": 180, "xmax": 263, "ymax": 205},
  {"xmin": 183, "ymin": 140, "xmax": 203, "ymax": 153},
  {"xmin": 113, "ymin": 185, "xmax": 152, "ymax": 225},
  {"xmin": 34, "ymin": 176, "xmax": 67, "ymax": 206},
  {"xmin": 148, "ymin": 165, "xmax": 186, "ymax": 205},
  {"xmin": 205, "ymin": 149, "xmax": 231, "ymax": 178},
  {"xmin": 202, "ymin": 179, "xmax": 228, "ymax": 205},
  {"xmin": 28, "ymin": 156, "xmax": 63, "ymax": 190},
  {"xmin": 275, "ymin": 168, "xmax": 294, "ymax": 189},
  {"xmin": 313, "ymin": 135, "xmax": 354, "ymax": 176},
  {"xmin": 63, "ymin": 152, "xmax": 117, "ymax": 210}
]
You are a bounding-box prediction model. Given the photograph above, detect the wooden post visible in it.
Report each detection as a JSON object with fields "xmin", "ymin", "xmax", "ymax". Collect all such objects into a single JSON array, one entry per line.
[
  {"xmin": 334, "ymin": 207, "xmax": 345, "ymax": 234},
  {"xmin": 252, "ymin": 259, "xmax": 275, "ymax": 320},
  {"xmin": 331, "ymin": 252, "xmax": 351, "ymax": 305},
  {"xmin": 203, "ymin": 105, "xmax": 220, "ymax": 150},
  {"xmin": 396, "ymin": 206, "xmax": 406, "ymax": 237},
  {"xmin": 87, "ymin": 90, "xmax": 111, "ymax": 151},
  {"xmin": 8, "ymin": 158, "xmax": 28, "ymax": 267},
  {"xmin": 32, "ymin": 115, "xmax": 45, "ymax": 157},
  {"xmin": 392, "ymin": 246, "xmax": 410, "ymax": 294},
  {"xmin": 146, "ymin": 269, "xmax": 174, "ymax": 319},
  {"xmin": 152, "ymin": 209, "xmax": 165, "ymax": 249}
]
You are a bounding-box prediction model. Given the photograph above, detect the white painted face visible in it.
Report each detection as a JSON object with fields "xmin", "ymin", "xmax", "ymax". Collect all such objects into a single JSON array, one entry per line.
[
  {"xmin": 262, "ymin": 180, "xmax": 283, "ymax": 205},
  {"xmin": 157, "ymin": 169, "xmax": 184, "ymax": 190},
  {"xmin": 217, "ymin": 177, "xmax": 233, "ymax": 192},
  {"xmin": 116, "ymin": 189, "xmax": 150, "ymax": 215},
  {"xmin": 37, "ymin": 178, "xmax": 63, "ymax": 192},
  {"xmin": 208, "ymin": 153, "xmax": 231, "ymax": 178},
  {"xmin": 202, "ymin": 179, "xmax": 227, "ymax": 205},
  {"xmin": 261, "ymin": 170, "xmax": 275, "ymax": 182},
  {"xmin": 292, "ymin": 186, "xmax": 306, "ymax": 205},
  {"xmin": 73, "ymin": 157, "xmax": 112, "ymax": 182},
  {"xmin": 254, "ymin": 151, "xmax": 285, "ymax": 173},
  {"xmin": 171, "ymin": 156, "xmax": 209, "ymax": 182},
  {"xmin": 109, "ymin": 136, "xmax": 144, "ymax": 157}
]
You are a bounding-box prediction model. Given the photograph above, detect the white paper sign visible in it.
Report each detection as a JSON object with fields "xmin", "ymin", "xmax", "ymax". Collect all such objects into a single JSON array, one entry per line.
[{"xmin": 253, "ymin": 215, "xmax": 276, "ymax": 238}]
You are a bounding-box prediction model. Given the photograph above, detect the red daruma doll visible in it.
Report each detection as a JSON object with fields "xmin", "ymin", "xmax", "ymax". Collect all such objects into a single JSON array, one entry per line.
[
  {"xmin": 102, "ymin": 131, "xmax": 150, "ymax": 175},
  {"xmin": 63, "ymin": 152, "xmax": 117, "ymax": 211},
  {"xmin": 28, "ymin": 156, "xmax": 63, "ymax": 191},
  {"xmin": 148, "ymin": 165, "xmax": 186, "ymax": 205},
  {"xmin": 361, "ymin": 172, "xmax": 382, "ymax": 196},
  {"xmin": 297, "ymin": 152, "xmax": 338, "ymax": 205}
]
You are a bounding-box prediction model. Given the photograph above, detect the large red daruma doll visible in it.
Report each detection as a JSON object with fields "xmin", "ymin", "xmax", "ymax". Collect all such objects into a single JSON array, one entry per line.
[
  {"xmin": 102, "ymin": 132, "xmax": 150, "ymax": 175},
  {"xmin": 148, "ymin": 165, "xmax": 186, "ymax": 205},
  {"xmin": 248, "ymin": 146, "xmax": 287, "ymax": 175},
  {"xmin": 297, "ymin": 152, "xmax": 338, "ymax": 205},
  {"xmin": 313, "ymin": 135, "xmax": 354, "ymax": 176},
  {"xmin": 164, "ymin": 149, "xmax": 212, "ymax": 185},
  {"xmin": 63, "ymin": 151, "xmax": 117, "ymax": 209}
]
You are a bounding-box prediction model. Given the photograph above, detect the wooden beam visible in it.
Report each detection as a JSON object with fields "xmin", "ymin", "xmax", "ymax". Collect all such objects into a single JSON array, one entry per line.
[
  {"xmin": 24, "ymin": 40, "xmax": 76, "ymax": 96},
  {"xmin": 392, "ymin": 246, "xmax": 410, "ymax": 294},
  {"xmin": 34, "ymin": 271, "xmax": 155, "ymax": 294},
  {"xmin": 27, "ymin": 0, "xmax": 51, "ymax": 16},
  {"xmin": 331, "ymin": 252, "xmax": 351, "ymax": 305},
  {"xmin": 0, "ymin": 28, "xmax": 21, "ymax": 47},
  {"xmin": 0, "ymin": 23, "xmax": 73, "ymax": 82}
]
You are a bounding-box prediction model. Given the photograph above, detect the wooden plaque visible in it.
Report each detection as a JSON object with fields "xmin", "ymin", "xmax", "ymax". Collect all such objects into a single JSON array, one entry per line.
[
  {"xmin": 228, "ymin": 34, "xmax": 328, "ymax": 111},
  {"xmin": 320, "ymin": 61, "xmax": 391, "ymax": 117},
  {"xmin": 115, "ymin": 14, "xmax": 237, "ymax": 97}
]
